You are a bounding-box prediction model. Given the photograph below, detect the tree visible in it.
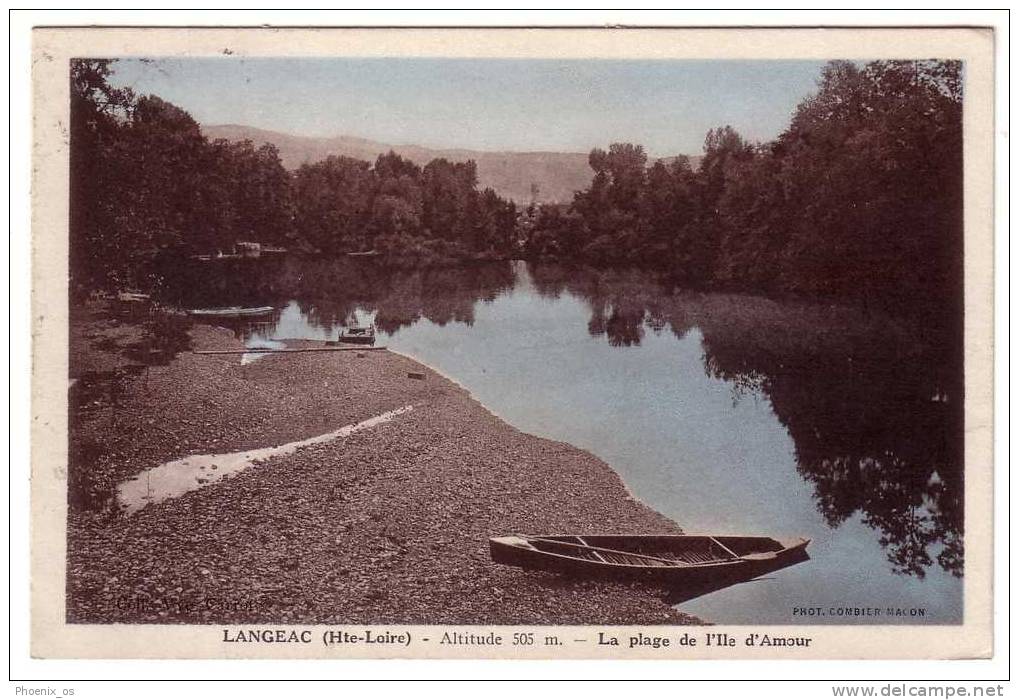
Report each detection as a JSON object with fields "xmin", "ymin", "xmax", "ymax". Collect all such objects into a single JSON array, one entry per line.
[
  {"xmin": 69, "ymin": 59, "xmax": 134, "ymax": 292},
  {"xmin": 572, "ymin": 143, "xmax": 650, "ymax": 263},
  {"xmin": 216, "ymin": 141, "xmax": 293, "ymax": 248},
  {"xmin": 772, "ymin": 59, "xmax": 963, "ymax": 308},
  {"xmin": 121, "ymin": 95, "xmax": 216, "ymax": 255},
  {"xmin": 370, "ymin": 151, "xmax": 424, "ymax": 248},
  {"xmin": 293, "ymin": 156, "xmax": 375, "ymax": 254},
  {"xmin": 422, "ymin": 158, "xmax": 478, "ymax": 245}
]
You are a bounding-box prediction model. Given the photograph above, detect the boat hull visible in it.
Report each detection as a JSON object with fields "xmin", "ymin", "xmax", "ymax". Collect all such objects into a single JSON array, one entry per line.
[
  {"xmin": 337, "ymin": 334, "xmax": 376, "ymax": 345},
  {"xmin": 188, "ymin": 306, "xmax": 275, "ymax": 318},
  {"xmin": 489, "ymin": 534, "xmax": 810, "ymax": 586}
]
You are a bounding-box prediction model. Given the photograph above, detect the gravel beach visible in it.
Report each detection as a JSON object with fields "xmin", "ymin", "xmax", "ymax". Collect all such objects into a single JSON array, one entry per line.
[{"xmin": 67, "ymin": 302, "xmax": 699, "ymax": 625}]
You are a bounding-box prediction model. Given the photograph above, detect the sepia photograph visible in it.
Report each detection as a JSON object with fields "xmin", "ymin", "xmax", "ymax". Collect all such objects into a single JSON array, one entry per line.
[{"xmin": 26, "ymin": 24, "xmax": 997, "ymax": 663}]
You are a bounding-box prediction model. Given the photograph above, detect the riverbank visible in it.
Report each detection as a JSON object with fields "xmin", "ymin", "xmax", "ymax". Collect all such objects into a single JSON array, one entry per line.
[{"xmin": 67, "ymin": 300, "xmax": 699, "ymax": 624}]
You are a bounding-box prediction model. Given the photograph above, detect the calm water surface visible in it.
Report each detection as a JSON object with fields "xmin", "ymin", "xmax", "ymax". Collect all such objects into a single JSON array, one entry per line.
[{"xmin": 169, "ymin": 257, "xmax": 963, "ymax": 624}]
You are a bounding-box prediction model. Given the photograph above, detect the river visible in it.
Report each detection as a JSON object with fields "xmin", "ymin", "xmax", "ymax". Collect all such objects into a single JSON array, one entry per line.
[{"xmin": 166, "ymin": 256, "xmax": 964, "ymax": 625}]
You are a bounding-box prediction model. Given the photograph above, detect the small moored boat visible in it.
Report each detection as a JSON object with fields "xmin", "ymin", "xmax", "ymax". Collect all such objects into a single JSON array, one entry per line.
[
  {"xmin": 336, "ymin": 325, "xmax": 376, "ymax": 345},
  {"xmin": 489, "ymin": 534, "xmax": 809, "ymax": 585},
  {"xmin": 188, "ymin": 306, "xmax": 275, "ymax": 318}
]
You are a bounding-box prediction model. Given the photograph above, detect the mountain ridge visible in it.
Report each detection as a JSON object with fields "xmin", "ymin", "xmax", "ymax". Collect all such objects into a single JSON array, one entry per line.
[{"xmin": 202, "ymin": 124, "xmax": 699, "ymax": 204}]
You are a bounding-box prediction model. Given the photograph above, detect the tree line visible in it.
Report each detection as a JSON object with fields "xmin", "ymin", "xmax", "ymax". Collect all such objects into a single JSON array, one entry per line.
[
  {"xmin": 522, "ymin": 59, "xmax": 962, "ymax": 311},
  {"xmin": 71, "ymin": 58, "xmax": 962, "ymax": 314},
  {"xmin": 70, "ymin": 59, "xmax": 517, "ymax": 295}
]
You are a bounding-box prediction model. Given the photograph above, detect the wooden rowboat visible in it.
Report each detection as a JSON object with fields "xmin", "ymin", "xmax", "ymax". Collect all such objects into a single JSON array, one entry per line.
[
  {"xmin": 489, "ymin": 534, "xmax": 810, "ymax": 585},
  {"xmin": 188, "ymin": 306, "xmax": 275, "ymax": 318}
]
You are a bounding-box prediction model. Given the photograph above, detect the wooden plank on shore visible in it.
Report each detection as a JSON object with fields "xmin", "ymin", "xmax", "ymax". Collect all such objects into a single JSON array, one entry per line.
[{"xmin": 192, "ymin": 346, "xmax": 388, "ymax": 355}]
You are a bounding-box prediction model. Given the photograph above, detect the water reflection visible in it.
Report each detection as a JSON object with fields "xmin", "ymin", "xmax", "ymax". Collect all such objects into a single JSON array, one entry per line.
[
  {"xmin": 161, "ymin": 254, "xmax": 515, "ymax": 340},
  {"xmin": 163, "ymin": 256, "xmax": 963, "ymax": 595},
  {"xmin": 525, "ymin": 264, "xmax": 963, "ymax": 580}
]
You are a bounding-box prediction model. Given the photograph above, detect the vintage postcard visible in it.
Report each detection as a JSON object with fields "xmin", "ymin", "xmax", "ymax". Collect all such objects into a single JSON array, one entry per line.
[{"xmin": 30, "ymin": 26, "xmax": 995, "ymax": 660}]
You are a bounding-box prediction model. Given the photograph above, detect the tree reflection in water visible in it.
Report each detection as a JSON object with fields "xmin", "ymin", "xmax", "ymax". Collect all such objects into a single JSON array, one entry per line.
[
  {"xmin": 161, "ymin": 254, "xmax": 516, "ymax": 339},
  {"xmin": 527, "ymin": 263, "xmax": 963, "ymax": 579}
]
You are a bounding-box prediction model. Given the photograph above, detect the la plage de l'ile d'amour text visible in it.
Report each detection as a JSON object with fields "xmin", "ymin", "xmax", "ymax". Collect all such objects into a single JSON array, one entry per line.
[{"xmin": 221, "ymin": 628, "xmax": 813, "ymax": 649}]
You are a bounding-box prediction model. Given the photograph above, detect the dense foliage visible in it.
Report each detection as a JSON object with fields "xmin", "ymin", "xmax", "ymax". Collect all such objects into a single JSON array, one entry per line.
[
  {"xmin": 71, "ymin": 59, "xmax": 963, "ymax": 314},
  {"xmin": 71, "ymin": 61, "xmax": 294, "ymax": 292},
  {"xmin": 69, "ymin": 60, "xmax": 517, "ymax": 294},
  {"xmin": 292, "ymin": 152, "xmax": 516, "ymax": 259},
  {"xmin": 521, "ymin": 60, "xmax": 963, "ymax": 312}
]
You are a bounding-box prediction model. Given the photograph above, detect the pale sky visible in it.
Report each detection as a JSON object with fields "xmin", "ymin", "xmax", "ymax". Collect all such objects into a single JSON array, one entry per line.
[{"xmin": 107, "ymin": 58, "xmax": 828, "ymax": 156}]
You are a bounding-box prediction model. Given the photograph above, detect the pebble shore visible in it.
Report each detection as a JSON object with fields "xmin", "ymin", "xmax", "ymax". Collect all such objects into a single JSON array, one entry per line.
[{"xmin": 67, "ymin": 306, "xmax": 699, "ymax": 625}]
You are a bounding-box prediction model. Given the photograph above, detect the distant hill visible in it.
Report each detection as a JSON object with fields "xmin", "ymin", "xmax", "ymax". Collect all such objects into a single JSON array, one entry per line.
[{"xmin": 203, "ymin": 124, "xmax": 699, "ymax": 205}]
